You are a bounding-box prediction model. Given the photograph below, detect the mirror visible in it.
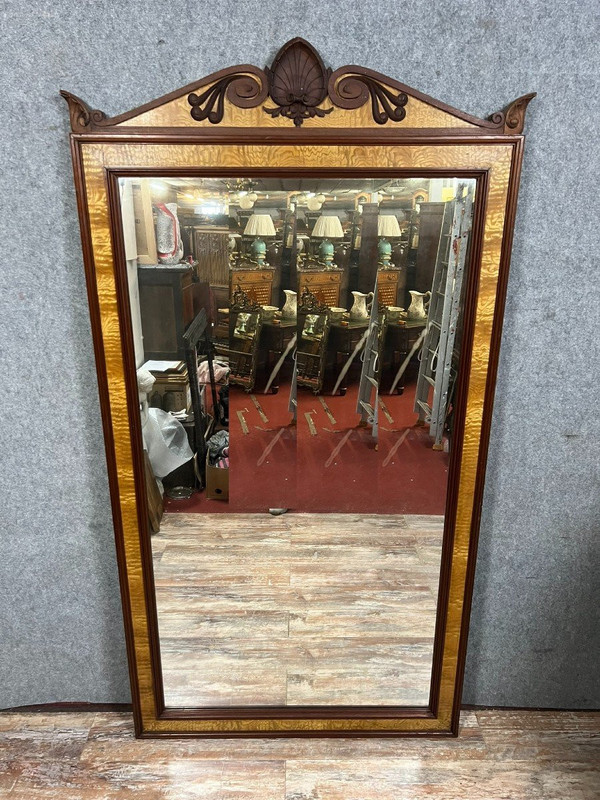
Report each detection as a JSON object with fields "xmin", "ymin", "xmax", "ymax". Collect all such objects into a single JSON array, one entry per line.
[
  {"xmin": 120, "ymin": 175, "xmax": 476, "ymax": 707},
  {"xmin": 62, "ymin": 37, "xmax": 532, "ymax": 736}
]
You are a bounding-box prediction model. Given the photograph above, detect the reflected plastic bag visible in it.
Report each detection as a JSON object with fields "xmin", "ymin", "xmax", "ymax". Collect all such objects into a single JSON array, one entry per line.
[{"xmin": 143, "ymin": 408, "xmax": 193, "ymax": 478}]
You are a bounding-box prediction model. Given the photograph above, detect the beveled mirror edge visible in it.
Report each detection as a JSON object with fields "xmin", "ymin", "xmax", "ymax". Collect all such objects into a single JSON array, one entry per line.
[{"xmin": 62, "ymin": 42, "xmax": 533, "ymax": 738}]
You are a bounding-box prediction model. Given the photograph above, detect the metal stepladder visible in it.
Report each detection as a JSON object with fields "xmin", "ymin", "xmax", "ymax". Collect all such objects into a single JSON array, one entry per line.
[
  {"xmin": 288, "ymin": 359, "xmax": 298, "ymax": 423},
  {"xmin": 414, "ymin": 183, "xmax": 474, "ymax": 449},
  {"xmin": 356, "ymin": 277, "xmax": 382, "ymax": 443}
]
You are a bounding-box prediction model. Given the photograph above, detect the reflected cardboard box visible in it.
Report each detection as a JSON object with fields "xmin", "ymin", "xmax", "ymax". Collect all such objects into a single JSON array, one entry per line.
[{"xmin": 205, "ymin": 453, "xmax": 229, "ymax": 501}]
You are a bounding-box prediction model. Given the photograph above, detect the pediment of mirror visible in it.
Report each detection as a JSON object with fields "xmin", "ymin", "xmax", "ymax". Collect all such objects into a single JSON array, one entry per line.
[{"xmin": 61, "ymin": 38, "xmax": 534, "ymax": 135}]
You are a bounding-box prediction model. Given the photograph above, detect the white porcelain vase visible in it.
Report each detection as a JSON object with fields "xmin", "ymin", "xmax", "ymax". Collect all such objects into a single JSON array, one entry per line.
[
  {"xmin": 350, "ymin": 291, "xmax": 374, "ymax": 321},
  {"xmin": 407, "ymin": 290, "xmax": 431, "ymax": 320},
  {"xmin": 281, "ymin": 289, "xmax": 297, "ymax": 320}
]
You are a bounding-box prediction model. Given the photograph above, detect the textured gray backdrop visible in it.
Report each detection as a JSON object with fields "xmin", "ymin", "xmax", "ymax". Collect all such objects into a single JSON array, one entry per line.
[{"xmin": 1, "ymin": 0, "xmax": 598, "ymax": 710}]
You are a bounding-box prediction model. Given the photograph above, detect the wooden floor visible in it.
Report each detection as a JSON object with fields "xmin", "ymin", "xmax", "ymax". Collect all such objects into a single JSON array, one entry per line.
[
  {"xmin": 152, "ymin": 513, "xmax": 443, "ymax": 707},
  {"xmin": 0, "ymin": 710, "xmax": 598, "ymax": 798}
]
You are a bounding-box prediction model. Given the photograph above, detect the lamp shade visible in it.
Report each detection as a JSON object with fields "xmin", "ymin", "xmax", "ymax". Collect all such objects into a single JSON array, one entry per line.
[
  {"xmin": 377, "ymin": 215, "xmax": 402, "ymax": 237},
  {"xmin": 311, "ymin": 215, "xmax": 344, "ymax": 239},
  {"xmin": 243, "ymin": 214, "xmax": 276, "ymax": 237}
]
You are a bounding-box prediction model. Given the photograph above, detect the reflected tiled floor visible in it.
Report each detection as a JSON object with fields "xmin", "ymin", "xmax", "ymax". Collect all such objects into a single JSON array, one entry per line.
[
  {"xmin": 0, "ymin": 710, "xmax": 598, "ymax": 798},
  {"xmin": 153, "ymin": 513, "xmax": 443, "ymax": 707}
]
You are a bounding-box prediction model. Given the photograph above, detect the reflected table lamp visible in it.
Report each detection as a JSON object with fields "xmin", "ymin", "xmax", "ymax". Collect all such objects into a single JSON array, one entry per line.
[
  {"xmin": 311, "ymin": 215, "xmax": 344, "ymax": 267},
  {"xmin": 244, "ymin": 214, "xmax": 276, "ymax": 265},
  {"xmin": 377, "ymin": 214, "xmax": 402, "ymax": 267}
]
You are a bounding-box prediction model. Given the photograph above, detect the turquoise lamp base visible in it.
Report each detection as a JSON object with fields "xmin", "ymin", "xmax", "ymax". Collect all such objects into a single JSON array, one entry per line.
[
  {"xmin": 378, "ymin": 237, "xmax": 393, "ymax": 267},
  {"xmin": 318, "ymin": 238, "xmax": 335, "ymax": 265},
  {"xmin": 250, "ymin": 237, "xmax": 267, "ymax": 266}
]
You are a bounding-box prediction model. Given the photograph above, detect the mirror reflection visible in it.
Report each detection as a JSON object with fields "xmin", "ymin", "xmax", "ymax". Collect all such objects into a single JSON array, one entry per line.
[{"xmin": 120, "ymin": 176, "xmax": 475, "ymax": 706}]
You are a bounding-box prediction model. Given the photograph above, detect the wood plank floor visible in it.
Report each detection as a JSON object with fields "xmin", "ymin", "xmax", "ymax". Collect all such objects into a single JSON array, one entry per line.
[
  {"xmin": 153, "ymin": 513, "xmax": 443, "ymax": 707},
  {"xmin": 0, "ymin": 710, "xmax": 598, "ymax": 798}
]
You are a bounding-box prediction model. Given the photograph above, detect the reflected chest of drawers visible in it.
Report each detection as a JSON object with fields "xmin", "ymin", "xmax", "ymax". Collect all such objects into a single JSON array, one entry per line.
[
  {"xmin": 138, "ymin": 265, "xmax": 196, "ymax": 360},
  {"xmin": 377, "ymin": 267, "xmax": 401, "ymax": 307},
  {"xmin": 230, "ymin": 267, "xmax": 275, "ymax": 306},
  {"xmin": 298, "ymin": 268, "xmax": 342, "ymax": 307}
]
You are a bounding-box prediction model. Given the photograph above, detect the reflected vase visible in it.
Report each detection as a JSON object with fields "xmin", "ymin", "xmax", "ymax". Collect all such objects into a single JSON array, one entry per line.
[
  {"xmin": 350, "ymin": 290, "xmax": 374, "ymax": 321},
  {"xmin": 155, "ymin": 202, "xmax": 184, "ymax": 264},
  {"xmin": 281, "ymin": 289, "xmax": 297, "ymax": 320},
  {"xmin": 407, "ymin": 290, "xmax": 430, "ymax": 320}
]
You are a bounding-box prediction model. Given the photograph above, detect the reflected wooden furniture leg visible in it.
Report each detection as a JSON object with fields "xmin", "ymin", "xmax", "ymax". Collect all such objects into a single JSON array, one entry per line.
[{"xmin": 144, "ymin": 450, "xmax": 163, "ymax": 534}]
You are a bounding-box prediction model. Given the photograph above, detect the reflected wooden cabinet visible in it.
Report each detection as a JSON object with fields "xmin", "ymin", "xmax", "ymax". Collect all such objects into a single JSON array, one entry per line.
[
  {"xmin": 230, "ymin": 267, "xmax": 275, "ymax": 305},
  {"xmin": 131, "ymin": 181, "xmax": 158, "ymax": 265},
  {"xmin": 298, "ymin": 269, "xmax": 342, "ymax": 307},
  {"xmin": 192, "ymin": 230, "xmax": 229, "ymax": 285},
  {"xmin": 377, "ymin": 267, "xmax": 402, "ymax": 307},
  {"xmin": 138, "ymin": 265, "xmax": 196, "ymax": 360}
]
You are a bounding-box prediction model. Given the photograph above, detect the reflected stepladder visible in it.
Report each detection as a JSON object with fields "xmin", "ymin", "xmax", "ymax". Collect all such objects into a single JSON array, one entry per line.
[{"xmin": 122, "ymin": 176, "xmax": 476, "ymax": 708}]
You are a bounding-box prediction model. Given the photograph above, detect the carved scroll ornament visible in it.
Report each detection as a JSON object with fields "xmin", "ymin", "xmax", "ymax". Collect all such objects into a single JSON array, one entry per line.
[
  {"xmin": 328, "ymin": 67, "xmax": 408, "ymax": 125},
  {"xmin": 188, "ymin": 67, "xmax": 268, "ymax": 124}
]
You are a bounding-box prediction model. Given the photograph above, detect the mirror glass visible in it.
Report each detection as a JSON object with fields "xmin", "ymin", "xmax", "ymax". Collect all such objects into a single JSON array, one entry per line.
[{"xmin": 119, "ymin": 175, "xmax": 476, "ymax": 707}]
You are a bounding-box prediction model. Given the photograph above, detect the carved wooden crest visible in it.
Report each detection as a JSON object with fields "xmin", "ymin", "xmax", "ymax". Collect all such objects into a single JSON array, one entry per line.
[
  {"xmin": 263, "ymin": 40, "xmax": 332, "ymax": 126},
  {"xmin": 185, "ymin": 39, "xmax": 410, "ymax": 128},
  {"xmin": 61, "ymin": 38, "xmax": 534, "ymax": 134}
]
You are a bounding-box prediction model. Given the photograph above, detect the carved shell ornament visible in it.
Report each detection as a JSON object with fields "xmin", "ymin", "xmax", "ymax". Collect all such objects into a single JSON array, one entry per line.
[
  {"xmin": 60, "ymin": 37, "xmax": 535, "ymax": 133},
  {"xmin": 186, "ymin": 39, "xmax": 411, "ymax": 128},
  {"xmin": 263, "ymin": 39, "xmax": 333, "ymax": 126}
]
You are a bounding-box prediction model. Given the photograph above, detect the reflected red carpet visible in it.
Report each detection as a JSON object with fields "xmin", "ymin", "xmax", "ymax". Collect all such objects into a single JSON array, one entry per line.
[
  {"xmin": 165, "ymin": 378, "xmax": 448, "ymax": 516},
  {"xmin": 229, "ymin": 384, "xmax": 297, "ymax": 511}
]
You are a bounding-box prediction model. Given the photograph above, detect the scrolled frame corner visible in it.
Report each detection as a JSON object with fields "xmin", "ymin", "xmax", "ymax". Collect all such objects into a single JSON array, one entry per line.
[
  {"xmin": 60, "ymin": 90, "xmax": 108, "ymax": 133},
  {"xmin": 489, "ymin": 92, "xmax": 537, "ymax": 134}
]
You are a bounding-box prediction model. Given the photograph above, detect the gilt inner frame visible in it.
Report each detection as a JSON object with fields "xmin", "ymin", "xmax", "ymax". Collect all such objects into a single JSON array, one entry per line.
[{"xmin": 68, "ymin": 131, "xmax": 522, "ymax": 736}]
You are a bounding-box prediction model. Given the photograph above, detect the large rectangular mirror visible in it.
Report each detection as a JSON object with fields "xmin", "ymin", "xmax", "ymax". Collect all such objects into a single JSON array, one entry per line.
[
  {"xmin": 62, "ymin": 38, "xmax": 533, "ymax": 736},
  {"xmin": 121, "ymin": 175, "xmax": 475, "ymax": 710}
]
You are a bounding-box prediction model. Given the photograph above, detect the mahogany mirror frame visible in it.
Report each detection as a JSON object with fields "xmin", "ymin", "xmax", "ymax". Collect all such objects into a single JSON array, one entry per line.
[{"xmin": 62, "ymin": 38, "xmax": 534, "ymax": 738}]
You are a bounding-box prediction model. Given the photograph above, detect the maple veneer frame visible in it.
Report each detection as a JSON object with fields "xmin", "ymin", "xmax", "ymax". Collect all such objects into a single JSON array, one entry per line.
[{"xmin": 62, "ymin": 39, "xmax": 533, "ymax": 738}]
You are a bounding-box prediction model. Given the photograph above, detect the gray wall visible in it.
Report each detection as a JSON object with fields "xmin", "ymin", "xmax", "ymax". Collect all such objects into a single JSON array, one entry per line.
[{"xmin": 1, "ymin": 0, "xmax": 598, "ymax": 710}]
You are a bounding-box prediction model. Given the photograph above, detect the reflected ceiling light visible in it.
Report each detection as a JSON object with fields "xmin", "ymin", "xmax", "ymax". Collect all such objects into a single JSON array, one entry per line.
[
  {"xmin": 306, "ymin": 196, "xmax": 323, "ymax": 211},
  {"xmin": 239, "ymin": 194, "xmax": 255, "ymax": 209},
  {"xmin": 196, "ymin": 202, "xmax": 226, "ymax": 216},
  {"xmin": 150, "ymin": 181, "xmax": 168, "ymax": 194},
  {"xmin": 238, "ymin": 190, "xmax": 259, "ymax": 209}
]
